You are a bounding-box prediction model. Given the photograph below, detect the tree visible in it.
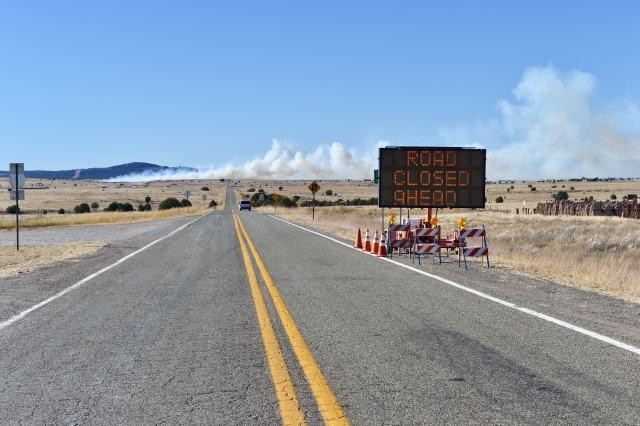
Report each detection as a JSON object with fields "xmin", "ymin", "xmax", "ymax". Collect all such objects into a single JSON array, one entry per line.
[
  {"xmin": 91, "ymin": 202, "xmax": 99, "ymax": 211},
  {"xmin": 159, "ymin": 197, "xmax": 181, "ymax": 210},
  {"xmin": 145, "ymin": 196, "xmax": 151, "ymax": 203},
  {"xmin": 510, "ymin": 185, "xmax": 515, "ymax": 190},
  {"xmin": 74, "ymin": 203, "xmax": 91, "ymax": 214},
  {"xmin": 208, "ymin": 199, "xmax": 218, "ymax": 207},
  {"xmin": 570, "ymin": 186, "xmax": 575, "ymax": 190},
  {"xmin": 611, "ymin": 194, "xmax": 617, "ymax": 200},
  {"xmin": 325, "ymin": 189, "xmax": 333, "ymax": 196},
  {"xmin": 555, "ymin": 191, "xmax": 569, "ymax": 201},
  {"xmin": 6, "ymin": 205, "xmax": 20, "ymax": 214},
  {"xmin": 201, "ymin": 187, "xmax": 209, "ymax": 191},
  {"xmin": 107, "ymin": 201, "xmax": 120, "ymax": 212},
  {"xmin": 292, "ymin": 195, "xmax": 300, "ymax": 202},
  {"xmin": 180, "ymin": 199, "xmax": 192, "ymax": 207},
  {"xmin": 279, "ymin": 186, "xmax": 283, "ymax": 190},
  {"xmin": 144, "ymin": 203, "xmax": 152, "ymax": 211},
  {"xmin": 58, "ymin": 208, "xmax": 65, "ymax": 214},
  {"xmin": 530, "ymin": 187, "xmax": 537, "ymax": 192},
  {"xmin": 527, "ymin": 184, "xmax": 532, "ymax": 188},
  {"xmin": 137, "ymin": 204, "xmax": 146, "ymax": 212},
  {"xmin": 495, "ymin": 196, "xmax": 504, "ymax": 203}
]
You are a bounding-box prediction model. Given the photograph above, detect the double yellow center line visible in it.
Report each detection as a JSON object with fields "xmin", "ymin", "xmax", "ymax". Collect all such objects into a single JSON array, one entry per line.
[{"xmin": 233, "ymin": 212, "xmax": 349, "ymax": 426}]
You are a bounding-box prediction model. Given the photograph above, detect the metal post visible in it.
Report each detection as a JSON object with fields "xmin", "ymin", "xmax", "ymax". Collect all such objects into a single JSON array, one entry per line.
[
  {"xmin": 15, "ymin": 163, "xmax": 19, "ymax": 251},
  {"xmin": 381, "ymin": 207, "xmax": 384, "ymax": 236},
  {"xmin": 312, "ymin": 194, "xmax": 315, "ymax": 220}
]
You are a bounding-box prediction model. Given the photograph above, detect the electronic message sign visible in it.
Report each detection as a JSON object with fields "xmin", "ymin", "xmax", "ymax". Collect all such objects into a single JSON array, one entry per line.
[{"xmin": 378, "ymin": 147, "xmax": 486, "ymax": 208}]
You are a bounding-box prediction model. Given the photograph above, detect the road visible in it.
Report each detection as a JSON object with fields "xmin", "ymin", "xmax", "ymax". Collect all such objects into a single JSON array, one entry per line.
[{"xmin": 1, "ymin": 184, "xmax": 639, "ymax": 424}]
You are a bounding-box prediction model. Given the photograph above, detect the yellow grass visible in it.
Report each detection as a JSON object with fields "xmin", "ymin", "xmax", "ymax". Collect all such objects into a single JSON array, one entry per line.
[
  {"xmin": 0, "ymin": 242, "xmax": 105, "ymax": 278},
  {"xmin": 0, "ymin": 207, "xmax": 208, "ymax": 231},
  {"xmin": 262, "ymin": 205, "xmax": 640, "ymax": 303}
]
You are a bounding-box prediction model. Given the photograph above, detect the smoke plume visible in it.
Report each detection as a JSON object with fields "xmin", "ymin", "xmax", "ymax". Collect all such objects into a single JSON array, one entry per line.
[
  {"xmin": 110, "ymin": 140, "xmax": 385, "ymax": 182},
  {"xmin": 440, "ymin": 65, "xmax": 640, "ymax": 180}
]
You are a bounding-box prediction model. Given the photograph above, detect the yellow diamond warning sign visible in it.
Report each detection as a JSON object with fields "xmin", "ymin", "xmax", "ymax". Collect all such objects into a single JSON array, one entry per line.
[{"xmin": 308, "ymin": 181, "xmax": 321, "ymax": 194}]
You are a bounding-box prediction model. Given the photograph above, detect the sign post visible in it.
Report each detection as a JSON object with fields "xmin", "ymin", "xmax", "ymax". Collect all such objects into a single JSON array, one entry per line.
[
  {"xmin": 202, "ymin": 194, "xmax": 207, "ymax": 211},
  {"xmin": 184, "ymin": 191, "xmax": 191, "ymax": 213},
  {"xmin": 272, "ymin": 194, "xmax": 279, "ymax": 212},
  {"xmin": 9, "ymin": 163, "xmax": 25, "ymax": 251},
  {"xmin": 308, "ymin": 181, "xmax": 321, "ymax": 220}
]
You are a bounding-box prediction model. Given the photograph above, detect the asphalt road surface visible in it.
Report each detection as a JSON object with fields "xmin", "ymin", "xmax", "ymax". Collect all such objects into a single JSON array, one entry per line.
[{"xmin": 1, "ymin": 185, "xmax": 639, "ymax": 424}]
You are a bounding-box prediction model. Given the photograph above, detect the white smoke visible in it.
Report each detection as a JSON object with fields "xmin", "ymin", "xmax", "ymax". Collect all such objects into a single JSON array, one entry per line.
[
  {"xmin": 439, "ymin": 65, "xmax": 640, "ymax": 180},
  {"xmin": 110, "ymin": 140, "xmax": 387, "ymax": 182}
]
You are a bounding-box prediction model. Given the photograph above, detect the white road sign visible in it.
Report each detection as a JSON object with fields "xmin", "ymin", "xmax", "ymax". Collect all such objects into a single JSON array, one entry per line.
[
  {"xmin": 10, "ymin": 190, "xmax": 25, "ymax": 201},
  {"xmin": 202, "ymin": 194, "xmax": 207, "ymax": 201},
  {"xmin": 9, "ymin": 174, "xmax": 26, "ymax": 189},
  {"xmin": 184, "ymin": 191, "xmax": 191, "ymax": 198},
  {"xmin": 259, "ymin": 194, "xmax": 265, "ymax": 201}
]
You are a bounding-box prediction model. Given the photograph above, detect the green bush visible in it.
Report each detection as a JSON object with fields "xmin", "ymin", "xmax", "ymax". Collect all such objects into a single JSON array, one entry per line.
[
  {"xmin": 611, "ymin": 194, "xmax": 617, "ymax": 200},
  {"xmin": 208, "ymin": 199, "xmax": 218, "ymax": 207},
  {"xmin": 90, "ymin": 202, "xmax": 99, "ymax": 211},
  {"xmin": 137, "ymin": 204, "xmax": 145, "ymax": 212},
  {"xmin": 530, "ymin": 187, "xmax": 537, "ymax": 192},
  {"xmin": 325, "ymin": 189, "xmax": 333, "ymax": 196},
  {"xmin": 495, "ymin": 196, "xmax": 504, "ymax": 203},
  {"xmin": 6, "ymin": 205, "xmax": 20, "ymax": 214},
  {"xmin": 201, "ymin": 187, "xmax": 209, "ymax": 191},
  {"xmin": 74, "ymin": 203, "xmax": 91, "ymax": 214},
  {"xmin": 159, "ymin": 197, "xmax": 181, "ymax": 210},
  {"xmin": 145, "ymin": 196, "xmax": 151, "ymax": 203},
  {"xmin": 180, "ymin": 199, "xmax": 192, "ymax": 207},
  {"xmin": 58, "ymin": 208, "xmax": 65, "ymax": 214},
  {"xmin": 279, "ymin": 186, "xmax": 283, "ymax": 190},
  {"xmin": 107, "ymin": 201, "xmax": 120, "ymax": 212},
  {"xmin": 247, "ymin": 187, "xmax": 256, "ymax": 192},
  {"xmin": 555, "ymin": 191, "xmax": 569, "ymax": 201}
]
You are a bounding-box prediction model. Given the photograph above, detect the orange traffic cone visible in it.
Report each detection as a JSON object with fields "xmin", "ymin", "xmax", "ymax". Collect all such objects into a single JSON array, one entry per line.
[
  {"xmin": 354, "ymin": 228, "xmax": 363, "ymax": 249},
  {"xmin": 362, "ymin": 229, "xmax": 371, "ymax": 251},
  {"xmin": 377, "ymin": 231, "xmax": 388, "ymax": 257},
  {"xmin": 371, "ymin": 230, "xmax": 379, "ymax": 255}
]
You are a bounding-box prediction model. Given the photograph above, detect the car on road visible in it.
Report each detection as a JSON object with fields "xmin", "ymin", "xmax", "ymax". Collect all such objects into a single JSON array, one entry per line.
[{"xmin": 239, "ymin": 200, "xmax": 251, "ymax": 211}]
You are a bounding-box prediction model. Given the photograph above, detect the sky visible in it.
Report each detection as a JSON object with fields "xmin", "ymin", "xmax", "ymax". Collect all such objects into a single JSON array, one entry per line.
[{"xmin": 1, "ymin": 1, "xmax": 639, "ymax": 180}]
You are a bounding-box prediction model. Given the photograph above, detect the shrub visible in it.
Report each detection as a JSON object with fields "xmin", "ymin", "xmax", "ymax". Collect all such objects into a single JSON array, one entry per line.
[
  {"xmin": 201, "ymin": 187, "xmax": 209, "ymax": 191},
  {"xmin": 74, "ymin": 203, "xmax": 91, "ymax": 214},
  {"xmin": 145, "ymin": 196, "xmax": 151, "ymax": 203},
  {"xmin": 510, "ymin": 185, "xmax": 514, "ymax": 190},
  {"xmin": 292, "ymin": 195, "xmax": 300, "ymax": 202},
  {"xmin": 208, "ymin": 199, "xmax": 218, "ymax": 207},
  {"xmin": 611, "ymin": 194, "xmax": 617, "ymax": 200},
  {"xmin": 137, "ymin": 204, "xmax": 146, "ymax": 212},
  {"xmin": 6, "ymin": 205, "xmax": 20, "ymax": 214},
  {"xmin": 530, "ymin": 187, "xmax": 537, "ymax": 192},
  {"xmin": 325, "ymin": 189, "xmax": 333, "ymax": 196},
  {"xmin": 495, "ymin": 196, "xmax": 504, "ymax": 203},
  {"xmin": 107, "ymin": 201, "xmax": 120, "ymax": 212},
  {"xmin": 279, "ymin": 186, "xmax": 283, "ymax": 190},
  {"xmin": 258, "ymin": 188, "xmax": 265, "ymax": 193},
  {"xmin": 144, "ymin": 203, "xmax": 151, "ymax": 211},
  {"xmin": 555, "ymin": 191, "xmax": 569, "ymax": 201},
  {"xmin": 58, "ymin": 208, "xmax": 65, "ymax": 214},
  {"xmin": 570, "ymin": 186, "xmax": 575, "ymax": 190},
  {"xmin": 247, "ymin": 188, "xmax": 256, "ymax": 192},
  {"xmin": 90, "ymin": 202, "xmax": 99, "ymax": 211},
  {"xmin": 527, "ymin": 184, "xmax": 532, "ymax": 188},
  {"xmin": 159, "ymin": 197, "xmax": 181, "ymax": 210},
  {"xmin": 180, "ymin": 199, "xmax": 192, "ymax": 207},
  {"xmin": 119, "ymin": 202, "xmax": 134, "ymax": 212},
  {"xmin": 506, "ymin": 188, "xmax": 510, "ymax": 192}
]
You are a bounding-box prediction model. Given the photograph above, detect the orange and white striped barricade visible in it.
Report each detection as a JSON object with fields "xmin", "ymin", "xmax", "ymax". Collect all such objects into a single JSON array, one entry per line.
[
  {"xmin": 388, "ymin": 223, "xmax": 410, "ymax": 258},
  {"xmin": 459, "ymin": 226, "xmax": 489, "ymax": 269},
  {"xmin": 414, "ymin": 226, "xmax": 441, "ymax": 265}
]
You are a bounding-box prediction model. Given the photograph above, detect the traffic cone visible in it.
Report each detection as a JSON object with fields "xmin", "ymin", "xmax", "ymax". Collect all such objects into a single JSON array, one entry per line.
[
  {"xmin": 377, "ymin": 231, "xmax": 388, "ymax": 257},
  {"xmin": 354, "ymin": 228, "xmax": 363, "ymax": 249},
  {"xmin": 371, "ymin": 230, "xmax": 379, "ymax": 255},
  {"xmin": 362, "ymin": 229, "xmax": 371, "ymax": 251}
]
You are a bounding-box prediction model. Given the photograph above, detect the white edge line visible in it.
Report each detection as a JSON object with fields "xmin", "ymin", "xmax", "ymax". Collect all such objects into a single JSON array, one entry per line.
[
  {"xmin": 269, "ymin": 215, "xmax": 640, "ymax": 356},
  {"xmin": 0, "ymin": 211, "xmax": 214, "ymax": 331}
]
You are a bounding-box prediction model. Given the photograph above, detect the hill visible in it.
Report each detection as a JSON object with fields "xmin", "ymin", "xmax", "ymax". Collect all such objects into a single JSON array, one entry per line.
[{"xmin": 0, "ymin": 162, "xmax": 195, "ymax": 180}]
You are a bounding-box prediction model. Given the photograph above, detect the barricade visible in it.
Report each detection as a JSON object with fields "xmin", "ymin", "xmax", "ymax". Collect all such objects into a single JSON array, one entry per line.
[
  {"xmin": 459, "ymin": 227, "xmax": 489, "ymax": 270},
  {"xmin": 388, "ymin": 224, "xmax": 411, "ymax": 258},
  {"xmin": 414, "ymin": 226, "xmax": 442, "ymax": 265}
]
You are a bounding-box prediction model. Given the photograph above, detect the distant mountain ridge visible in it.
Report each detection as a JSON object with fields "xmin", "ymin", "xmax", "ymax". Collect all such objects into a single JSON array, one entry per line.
[{"xmin": 0, "ymin": 162, "xmax": 196, "ymax": 180}]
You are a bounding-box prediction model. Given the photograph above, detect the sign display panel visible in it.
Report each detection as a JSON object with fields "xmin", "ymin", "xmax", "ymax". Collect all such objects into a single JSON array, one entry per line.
[{"xmin": 378, "ymin": 147, "xmax": 486, "ymax": 208}]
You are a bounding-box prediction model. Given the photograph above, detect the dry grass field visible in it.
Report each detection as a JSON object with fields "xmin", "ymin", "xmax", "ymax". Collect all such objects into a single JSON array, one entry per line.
[{"xmin": 0, "ymin": 178, "xmax": 226, "ymax": 230}]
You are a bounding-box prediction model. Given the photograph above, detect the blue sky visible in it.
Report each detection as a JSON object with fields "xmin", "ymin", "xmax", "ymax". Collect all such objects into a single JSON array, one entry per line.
[{"xmin": 1, "ymin": 1, "xmax": 639, "ymax": 179}]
